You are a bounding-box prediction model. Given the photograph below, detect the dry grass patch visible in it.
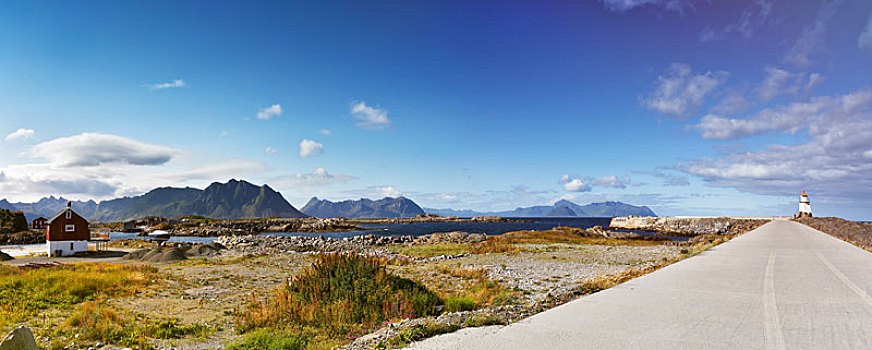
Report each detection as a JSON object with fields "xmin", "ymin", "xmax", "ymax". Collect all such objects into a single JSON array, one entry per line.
[{"xmin": 0, "ymin": 263, "xmax": 157, "ymax": 332}]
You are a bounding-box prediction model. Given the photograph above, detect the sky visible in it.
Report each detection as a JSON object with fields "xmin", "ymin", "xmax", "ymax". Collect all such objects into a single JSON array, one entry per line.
[{"xmin": 1, "ymin": 0, "xmax": 871, "ymax": 219}]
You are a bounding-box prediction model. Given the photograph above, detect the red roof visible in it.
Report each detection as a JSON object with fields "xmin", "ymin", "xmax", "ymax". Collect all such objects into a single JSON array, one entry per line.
[{"xmin": 801, "ymin": 190, "xmax": 807, "ymax": 196}]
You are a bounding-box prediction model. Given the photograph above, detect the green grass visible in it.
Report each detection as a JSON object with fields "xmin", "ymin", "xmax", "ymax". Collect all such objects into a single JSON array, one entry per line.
[
  {"xmin": 443, "ymin": 296, "xmax": 477, "ymax": 312},
  {"xmin": 464, "ymin": 314, "xmax": 507, "ymax": 327},
  {"xmin": 238, "ymin": 254, "xmax": 442, "ymax": 339},
  {"xmin": 225, "ymin": 328, "xmax": 310, "ymax": 350},
  {"xmin": 388, "ymin": 244, "xmax": 472, "ymax": 258},
  {"xmin": 0, "ymin": 263, "xmax": 157, "ymax": 332}
]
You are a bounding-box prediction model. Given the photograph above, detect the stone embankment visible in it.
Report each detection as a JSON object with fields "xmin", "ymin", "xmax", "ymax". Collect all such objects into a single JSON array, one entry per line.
[
  {"xmin": 216, "ymin": 231, "xmax": 489, "ymax": 257},
  {"xmin": 609, "ymin": 216, "xmax": 771, "ymax": 236},
  {"xmin": 163, "ymin": 217, "xmax": 361, "ymax": 237}
]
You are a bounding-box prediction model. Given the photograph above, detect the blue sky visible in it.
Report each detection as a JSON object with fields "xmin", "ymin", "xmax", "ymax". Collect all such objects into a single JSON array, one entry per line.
[{"xmin": 1, "ymin": 0, "xmax": 871, "ymax": 219}]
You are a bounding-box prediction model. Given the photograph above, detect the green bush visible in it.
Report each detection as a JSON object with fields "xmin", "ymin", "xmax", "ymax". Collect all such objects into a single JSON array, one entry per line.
[
  {"xmin": 239, "ymin": 254, "xmax": 442, "ymax": 335},
  {"xmin": 226, "ymin": 328, "xmax": 309, "ymax": 350}
]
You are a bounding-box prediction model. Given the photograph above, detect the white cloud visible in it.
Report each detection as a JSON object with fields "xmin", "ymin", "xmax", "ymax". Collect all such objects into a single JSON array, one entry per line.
[
  {"xmin": 695, "ymin": 89, "xmax": 872, "ymax": 140},
  {"xmin": 273, "ymin": 168, "xmax": 356, "ymax": 188},
  {"xmin": 149, "ymin": 79, "xmax": 186, "ymax": 90},
  {"xmin": 785, "ymin": 0, "xmax": 845, "ymax": 67},
  {"xmin": 219, "ymin": 131, "xmax": 230, "ymax": 138},
  {"xmin": 860, "ymin": 12, "xmax": 872, "ymax": 51},
  {"xmin": 378, "ymin": 186, "xmax": 402, "ymax": 198},
  {"xmin": 643, "ymin": 63, "xmax": 728, "ymax": 118},
  {"xmin": 806, "ymin": 73, "xmax": 825, "ymax": 91},
  {"xmin": 298, "ymin": 139, "xmax": 323, "ymax": 158},
  {"xmin": 257, "ymin": 104, "xmax": 282, "ymax": 120},
  {"xmin": 351, "ymin": 101, "xmax": 390, "ymax": 129},
  {"xmin": 0, "ymin": 131, "xmax": 268, "ymax": 202},
  {"xmin": 683, "ymin": 87, "xmax": 872, "ymax": 202},
  {"xmin": 590, "ymin": 176, "xmax": 631, "ymax": 189},
  {"xmin": 701, "ymin": 0, "xmax": 773, "ymax": 42},
  {"xmin": 31, "ymin": 133, "xmax": 178, "ymax": 167},
  {"xmin": 563, "ymin": 179, "xmax": 590, "ymax": 192},
  {"xmin": 264, "ymin": 146, "xmax": 277, "ymax": 155},
  {"xmin": 599, "ymin": 0, "xmax": 697, "ymax": 14},
  {"xmin": 4, "ymin": 128, "xmax": 35, "ymax": 141},
  {"xmin": 756, "ymin": 67, "xmax": 802, "ymax": 102},
  {"xmin": 319, "ymin": 129, "xmax": 332, "ymax": 135},
  {"xmin": 754, "ymin": 67, "xmax": 822, "ymax": 102},
  {"xmin": 710, "ymin": 91, "xmax": 753, "ymax": 115},
  {"xmin": 560, "ymin": 174, "xmax": 630, "ymax": 192}
]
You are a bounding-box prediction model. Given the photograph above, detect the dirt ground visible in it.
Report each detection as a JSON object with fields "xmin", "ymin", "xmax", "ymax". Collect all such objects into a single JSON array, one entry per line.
[{"xmin": 6, "ymin": 240, "xmax": 682, "ymax": 350}]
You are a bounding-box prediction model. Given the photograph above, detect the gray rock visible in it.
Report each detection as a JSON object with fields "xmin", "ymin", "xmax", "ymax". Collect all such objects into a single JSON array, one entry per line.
[{"xmin": 0, "ymin": 326, "xmax": 38, "ymax": 350}]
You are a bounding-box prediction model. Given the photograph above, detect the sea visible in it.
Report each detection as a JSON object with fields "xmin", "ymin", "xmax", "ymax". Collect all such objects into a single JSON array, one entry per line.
[{"xmin": 0, "ymin": 217, "xmax": 685, "ymax": 256}]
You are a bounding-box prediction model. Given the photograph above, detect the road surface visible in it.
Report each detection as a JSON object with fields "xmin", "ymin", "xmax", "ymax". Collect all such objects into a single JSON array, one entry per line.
[{"xmin": 406, "ymin": 219, "xmax": 872, "ymax": 350}]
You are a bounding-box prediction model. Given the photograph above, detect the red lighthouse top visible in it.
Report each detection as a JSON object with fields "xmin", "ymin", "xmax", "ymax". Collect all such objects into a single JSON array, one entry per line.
[{"xmin": 801, "ymin": 190, "xmax": 807, "ymax": 196}]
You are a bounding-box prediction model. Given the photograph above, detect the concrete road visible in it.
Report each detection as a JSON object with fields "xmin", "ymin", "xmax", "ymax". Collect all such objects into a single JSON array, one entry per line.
[{"xmin": 406, "ymin": 220, "xmax": 872, "ymax": 350}]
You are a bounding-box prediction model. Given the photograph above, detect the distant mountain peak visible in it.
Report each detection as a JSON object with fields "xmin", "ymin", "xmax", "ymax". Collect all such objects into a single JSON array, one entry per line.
[
  {"xmin": 302, "ymin": 196, "xmax": 425, "ymax": 219},
  {"xmin": 9, "ymin": 179, "xmax": 306, "ymax": 222}
]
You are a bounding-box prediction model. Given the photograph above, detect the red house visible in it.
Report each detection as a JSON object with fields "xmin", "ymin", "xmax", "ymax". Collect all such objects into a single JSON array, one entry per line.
[
  {"xmin": 46, "ymin": 202, "xmax": 90, "ymax": 257},
  {"xmin": 31, "ymin": 217, "xmax": 48, "ymax": 230}
]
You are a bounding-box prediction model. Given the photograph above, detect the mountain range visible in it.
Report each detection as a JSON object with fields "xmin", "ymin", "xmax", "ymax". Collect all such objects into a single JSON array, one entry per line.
[
  {"xmin": 425, "ymin": 199, "xmax": 656, "ymax": 218},
  {"xmin": 1, "ymin": 179, "xmax": 655, "ymax": 222},
  {"xmin": 0, "ymin": 179, "xmax": 307, "ymax": 222},
  {"xmin": 301, "ymin": 197, "xmax": 425, "ymax": 218}
]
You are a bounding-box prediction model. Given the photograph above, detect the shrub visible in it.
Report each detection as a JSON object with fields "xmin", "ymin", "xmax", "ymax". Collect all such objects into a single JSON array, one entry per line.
[{"xmin": 238, "ymin": 254, "xmax": 442, "ymax": 335}]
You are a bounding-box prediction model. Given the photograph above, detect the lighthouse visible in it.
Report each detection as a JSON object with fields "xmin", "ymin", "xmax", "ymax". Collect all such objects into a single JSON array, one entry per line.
[{"xmin": 795, "ymin": 191, "xmax": 812, "ymax": 218}]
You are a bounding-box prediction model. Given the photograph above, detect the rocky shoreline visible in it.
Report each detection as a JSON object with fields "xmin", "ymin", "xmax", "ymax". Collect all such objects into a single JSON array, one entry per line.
[
  {"xmin": 0, "ymin": 230, "xmax": 45, "ymax": 245},
  {"xmin": 126, "ymin": 214, "xmax": 524, "ymax": 237},
  {"xmin": 609, "ymin": 216, "xmax": 771, "ymax": 236},
  {"xmin": 146, "ymin": 217, "xmax": 362, "ymax": 237}
]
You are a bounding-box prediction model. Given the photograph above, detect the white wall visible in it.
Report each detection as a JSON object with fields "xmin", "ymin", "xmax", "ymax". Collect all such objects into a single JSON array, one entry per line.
[{"xmin": 46, "ymin": 240, "xmax": 88, "ymax": 257}]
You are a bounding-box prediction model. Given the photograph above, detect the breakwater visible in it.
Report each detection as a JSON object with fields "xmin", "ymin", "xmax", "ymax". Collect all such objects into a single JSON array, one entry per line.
[{"xmin": 609, "ymin": 216, "xmax": 772, "ymax": 236}]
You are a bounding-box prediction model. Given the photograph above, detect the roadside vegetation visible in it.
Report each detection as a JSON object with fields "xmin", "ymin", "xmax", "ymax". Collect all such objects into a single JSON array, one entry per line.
[{"xmin": 795, "ymin": 217, "xmax": 872, "ymax": 252}]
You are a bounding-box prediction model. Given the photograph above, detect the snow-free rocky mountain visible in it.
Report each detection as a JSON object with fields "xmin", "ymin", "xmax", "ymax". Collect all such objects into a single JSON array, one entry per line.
[
  {"xmin": 425, "ymin": 200, "xmax": 656, "ymax": 218},
  {"xmin": 0, "ymin": 179, "xmax": 307, "ymax": 222},
  {"xmin": 301, "ymin": 196, "xmax": 426, "ymax": 219}
]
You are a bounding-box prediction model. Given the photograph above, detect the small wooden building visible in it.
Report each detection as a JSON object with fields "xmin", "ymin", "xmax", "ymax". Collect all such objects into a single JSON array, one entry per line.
[
  {"xmin": 46, "ymin": 202, "xmax": 90, "ymax": 257},
  {"xmin": 31, "ymin": 217, "xmax": 48, "ymax": 230}
]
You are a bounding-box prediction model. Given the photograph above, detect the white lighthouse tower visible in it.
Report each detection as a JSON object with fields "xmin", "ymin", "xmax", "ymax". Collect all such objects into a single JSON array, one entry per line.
[{"xmin": 796, "ymin": 190, "xmax": 812, "ymax": 218}]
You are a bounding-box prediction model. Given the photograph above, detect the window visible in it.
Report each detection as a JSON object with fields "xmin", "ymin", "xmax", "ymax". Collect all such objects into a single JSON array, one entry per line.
[
  {"xmin": 66, "ymin": 211, "xmax": 72, "ymax": 219},
  {"xmin": 65, "ymin": 224, "xmax": 75, "ymax": 232}
]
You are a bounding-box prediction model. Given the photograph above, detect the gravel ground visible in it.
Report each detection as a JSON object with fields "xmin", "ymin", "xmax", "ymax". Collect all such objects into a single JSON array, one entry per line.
[{"xmin": 14, "ymin": 234, "xmax": 683, "ymax": 350}]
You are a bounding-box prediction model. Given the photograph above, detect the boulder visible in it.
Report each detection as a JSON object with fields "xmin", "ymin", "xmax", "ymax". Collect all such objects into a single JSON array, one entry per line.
[{"xmin": 0, "ymin": 326, "xmax": 38, "ymax": 350}]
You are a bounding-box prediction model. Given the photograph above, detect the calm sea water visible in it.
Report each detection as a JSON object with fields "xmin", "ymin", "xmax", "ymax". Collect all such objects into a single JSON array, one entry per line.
[
  {"xmin": 108, "ymin": 231, "xmax": 216, "ymax": 243},
  {"xmin": 262, "ymin": 217, "xmax": 688, "ymax": 241}
]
